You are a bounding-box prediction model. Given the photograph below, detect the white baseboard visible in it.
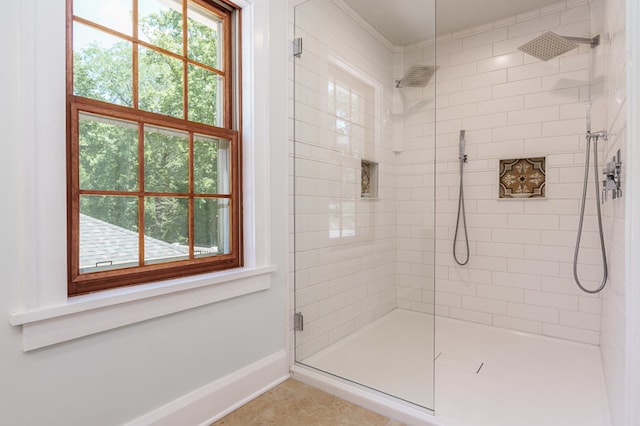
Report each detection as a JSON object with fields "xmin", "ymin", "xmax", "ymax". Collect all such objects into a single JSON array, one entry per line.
[{"xmin": 126, "ymin": 349, "xmax": 289, "ymax": 426}]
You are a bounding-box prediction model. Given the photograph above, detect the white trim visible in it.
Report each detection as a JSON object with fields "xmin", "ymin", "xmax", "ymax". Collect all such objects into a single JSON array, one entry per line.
[
  {"xmin": 126, "ymin": 349, "xmax": 289, "ymax": 426},
  {"xmin": 624, "ymin": 0, "xmax": 640, "ymax": 423},
  {"xmin": 10, "ymin": 266, "xmax": 275, "ymax": 325},
  {"xmin": 11, "ymin": 266, "xmax": 275, "ymax": 351},
  {"xmin": 290, "ymin": 365, "xmax": 441, "ymax": 426}
]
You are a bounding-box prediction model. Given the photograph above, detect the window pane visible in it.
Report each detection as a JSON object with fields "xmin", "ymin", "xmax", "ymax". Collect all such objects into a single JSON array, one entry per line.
[
  {"xmin": 144, "ymin": 125, "xmax": 188, "ymax": 193},
  {"xmin": 79, "ymin": 113, "xmax": 139, "ymax": 191},
  {"xmin": 351, "ymin": 92, "xmax": 364, "ymax": 125},
  {"xmin": 73, "ymin": 22, "xmax": 133, "ymax": 107},
  {"xmin": 194, "ymin": 198, "xmax": 230, "ymax": 257},
  {"xmin": 188, "ymin": 64, "xmax": 223, "ymax": 126},
  {"xmin": 329, "ymin": 202, "xmax": 340, "ymax": 239},
  {"xmin": 342, "ymin": 201, "xmax": 356, "ymax": 237},
  {"xmin": 144, "ymin": 197, "xmax": 189, "ymax": 264},
  {"xmin": 194, "ymin": 134, "xmax": 230, "ymax": 195},
  {"xmin": 329, "ymin": 200, "xmax": 356, "ymax": 239},
  {"xmin": 138, "ymin": 46, "xmax": 184, "ymax": 118},
  {"xmin": 335, "ymin": 85, "xmax": 350, "ymax": 119},
  {"xmin": 138, "ymin": 0, "xmax": 183, "ymax": 56},
  {"xmin": 74, "ymin": 0, "xmax": 133, "ymax": 36},
  {"xmin": 80, "ymin": 195, "xmax": 139, "ymax": 273},
  {"xmin": 187, "ymin": 1, "xmax": 223, "ymax": 69}
]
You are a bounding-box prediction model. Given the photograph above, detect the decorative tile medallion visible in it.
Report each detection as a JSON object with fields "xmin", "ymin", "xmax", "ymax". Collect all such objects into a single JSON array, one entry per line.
[{"xmin": 499, "ymin": 157, "xmax": 546, "ymax": 199}]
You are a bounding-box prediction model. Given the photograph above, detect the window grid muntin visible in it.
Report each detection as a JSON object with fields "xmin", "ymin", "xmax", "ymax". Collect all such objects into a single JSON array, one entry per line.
[
  {"xmin": 69, "ymin": 100, "xmax": 239, "ymax": 293},
  {"xmin": 71, "ymin": 0, "xmax": 229, "ymax": 127},
  {"xmin": 67, "ymin": 0, "xmax": 240, "ymax": 295},
  {"xmin": 73, "ymin": 105, "xmax": 235, "ymax": 242}
]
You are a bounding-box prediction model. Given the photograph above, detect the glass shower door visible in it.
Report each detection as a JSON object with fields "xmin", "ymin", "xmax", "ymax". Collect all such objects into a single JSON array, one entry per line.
[{"xmin": 292, "ymin": 0, "xmax": 437, "ymax": 411}]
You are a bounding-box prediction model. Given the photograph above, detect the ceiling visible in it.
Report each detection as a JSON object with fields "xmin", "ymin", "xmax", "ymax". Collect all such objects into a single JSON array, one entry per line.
[{"xmin": 342, "ymin": 0, "xmax": 561, "ymax": 46}]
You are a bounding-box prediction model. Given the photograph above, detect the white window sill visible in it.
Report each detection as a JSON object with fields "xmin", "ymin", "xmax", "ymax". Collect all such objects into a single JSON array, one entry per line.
[{"xmin": 9, "ymin": 265, "xmax": 276, "ymax": 351}]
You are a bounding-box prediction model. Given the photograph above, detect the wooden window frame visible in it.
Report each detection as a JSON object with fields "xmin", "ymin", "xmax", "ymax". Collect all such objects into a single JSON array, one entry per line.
[{"xmin": 66, "ymin": 0, "xmax": 243, "ymax": 296}]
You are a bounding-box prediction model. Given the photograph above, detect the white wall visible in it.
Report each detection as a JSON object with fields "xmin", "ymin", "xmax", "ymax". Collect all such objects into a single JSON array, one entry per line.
[
  {"xmin": 290, "ymin": 0, "xmax": 399, "ymax": 360},
  {"xmin": 0, "ymin": 0, "xmax": 290, "ymax": 424},
  {"xmin": 591, "ymin": 0, "xmax": 629, "ymax": 423},
  {"xmin": 623, "ymin": 0, "xmax": 640, "ymax": 421},
  {"xmin": 428, "ymin": 0, "xmax": 604, "ymax": 344}
]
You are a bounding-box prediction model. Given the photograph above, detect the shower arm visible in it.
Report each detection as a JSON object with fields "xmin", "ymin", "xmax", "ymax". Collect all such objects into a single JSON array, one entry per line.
[{"xmin": 562, "ymin": 34, "xmax": 600, "ymax": 48}]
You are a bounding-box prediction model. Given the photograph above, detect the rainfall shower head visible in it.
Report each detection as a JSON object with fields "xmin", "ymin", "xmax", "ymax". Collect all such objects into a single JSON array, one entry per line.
[
  {"xmin": 396, "ymin": 65, "xmax": 438, "ymax": 88},
  {"xmin": 518, "ymin": 31, "xmax": 600, "ymax": 61}
]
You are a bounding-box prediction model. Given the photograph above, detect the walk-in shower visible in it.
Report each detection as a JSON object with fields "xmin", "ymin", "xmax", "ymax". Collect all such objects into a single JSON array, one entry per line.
[
  {"xmin": 292, "ymin": 0, "xmax": 613, "ymax": 424},
  {"xmin": 292, "ymin": 0, "xmax": 437, "ymax": 412}
]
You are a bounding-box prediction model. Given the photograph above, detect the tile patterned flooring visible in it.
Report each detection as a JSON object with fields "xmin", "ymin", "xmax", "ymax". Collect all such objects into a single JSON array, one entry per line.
[{"xmin": 212, "ymin": 379, "xmax": 404, "ymax": 426}]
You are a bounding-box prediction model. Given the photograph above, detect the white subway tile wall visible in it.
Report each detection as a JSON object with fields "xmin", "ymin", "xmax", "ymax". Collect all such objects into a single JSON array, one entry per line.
[
  {"xmin": 290, "ymin": 0, "xmax": 402, "ymax": 360},
  {"xmin": 289, "ymin": 0, "xmax": 618, "ymax": 365},
  {"xmin": 423, "ymin": 0, "xmax": 606, "ymax": 345},
  {"xmin": 590, "ymin": 0, "xmax": 628, "ymax": 423}
]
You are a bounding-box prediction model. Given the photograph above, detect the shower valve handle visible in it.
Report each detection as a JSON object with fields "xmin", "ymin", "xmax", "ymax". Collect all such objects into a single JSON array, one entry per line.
[{"xmin": 601, "ymin": 150, "xmax": 623, "ymax": 201}]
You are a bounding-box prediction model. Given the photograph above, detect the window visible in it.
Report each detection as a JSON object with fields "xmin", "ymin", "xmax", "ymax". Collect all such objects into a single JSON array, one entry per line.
[
  {"xmin": 67, "ymin": 0, "xmax": 242, "ymax": 295},
  {"xmin": 325, "ymin": 62, "xmax": 376, "ymax": 242},
  {"xmin": 327, "ymin": 64, "xmax": 374, "ymax": 152}
]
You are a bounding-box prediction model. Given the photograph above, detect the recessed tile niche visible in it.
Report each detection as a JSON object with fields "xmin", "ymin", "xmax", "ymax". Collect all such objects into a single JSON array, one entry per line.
[
  {"xmin": 361, "ymin": 160, "xmax": 378, "ymax": 198},
  {"xmin": 499, "ymin": 157, "xmax": 546, "ymax": 199}
]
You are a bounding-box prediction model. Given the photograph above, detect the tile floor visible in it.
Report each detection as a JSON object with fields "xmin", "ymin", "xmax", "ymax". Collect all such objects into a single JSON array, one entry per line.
[{"xmin": 212, "ymin": 379, "xmax": 404, "ymax": 425}]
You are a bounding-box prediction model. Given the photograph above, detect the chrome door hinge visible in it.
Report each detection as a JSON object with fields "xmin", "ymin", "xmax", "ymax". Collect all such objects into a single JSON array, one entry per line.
[
  {"xmin": 293, "ymin": 38, "xmax": 303, "ymax": 57},
  {"xmin": 294, "ymin": 312, "xmax": 304, "ymax": 331}
]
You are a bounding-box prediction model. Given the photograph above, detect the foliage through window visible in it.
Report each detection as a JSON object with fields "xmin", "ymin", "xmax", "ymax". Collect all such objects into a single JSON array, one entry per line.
[{"xmin": 67, "ymin": 0, "xmax": 242, "ymax": 295}]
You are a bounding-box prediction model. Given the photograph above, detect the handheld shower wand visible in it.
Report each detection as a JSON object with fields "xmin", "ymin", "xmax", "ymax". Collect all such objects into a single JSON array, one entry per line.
[
  {"xmin": 573, "ymin": 106, "xmax": 610, "ymax": 294},
  {"xmin": 459, "ymin": 130, "xmax": 467, "ymax": 162},
  {"xmin": 453, "ymin": 130, "xmax": 469, "ymax": 266}
]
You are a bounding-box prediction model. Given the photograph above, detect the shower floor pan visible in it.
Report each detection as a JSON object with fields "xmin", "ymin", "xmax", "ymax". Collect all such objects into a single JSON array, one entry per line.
[{"xmin": 296, "ymin": 309, "xmax": 611, "ymax": 426}]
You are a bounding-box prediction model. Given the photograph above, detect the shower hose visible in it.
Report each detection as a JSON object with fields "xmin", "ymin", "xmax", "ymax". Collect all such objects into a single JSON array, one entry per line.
[
  {"xmin": 573, "ymin": 133, "xmax": 608, "ymax": 293},
  {"xmin": 453, "ymin": 156, "xmax": 470, "ymax": 266}
]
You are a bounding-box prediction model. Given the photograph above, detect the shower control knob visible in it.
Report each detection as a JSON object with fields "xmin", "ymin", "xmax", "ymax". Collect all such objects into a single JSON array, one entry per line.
[{"xmin": 601, "ymin": 150, "xmax": 623, "ymax": 201}]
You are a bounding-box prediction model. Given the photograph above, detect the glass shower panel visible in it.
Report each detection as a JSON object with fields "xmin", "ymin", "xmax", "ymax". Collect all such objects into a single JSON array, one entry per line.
[{"xmin": 293, "ymin": 0, "xmax": 436, "ymax": 411}]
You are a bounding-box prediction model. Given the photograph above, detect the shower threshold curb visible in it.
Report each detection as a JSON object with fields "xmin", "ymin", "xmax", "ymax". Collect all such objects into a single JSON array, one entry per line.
[{"xmin": 290, "ymin": 364, "xmax": 443, "ymax": 426}]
